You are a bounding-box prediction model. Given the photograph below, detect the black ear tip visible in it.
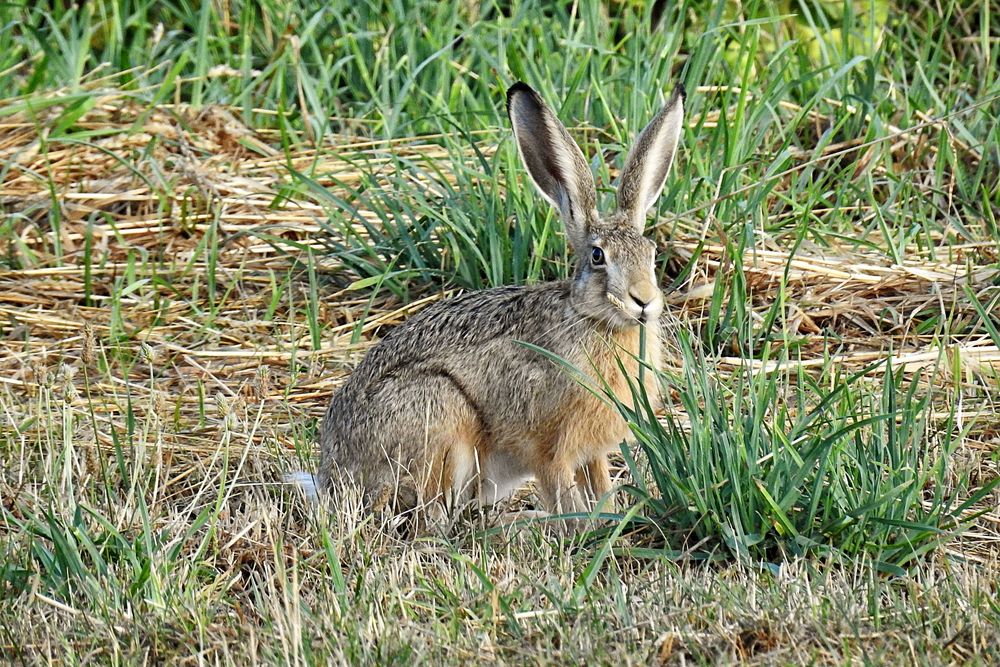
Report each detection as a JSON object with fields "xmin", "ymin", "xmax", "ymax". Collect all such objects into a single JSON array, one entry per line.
[
  {"xmin": 508, "ymin": 81, "xmax": 533, "ymax": 95},
  {"xmin": 506, "ymin": 81, "xmax": 539, "ymax": 115},
  {"xmin": 673, "ymin": 82, "xmax": 686, "ymax": 102},
  {"xmin": 507, "ymin": 81, "xmax": 533, "ymax": 102}
]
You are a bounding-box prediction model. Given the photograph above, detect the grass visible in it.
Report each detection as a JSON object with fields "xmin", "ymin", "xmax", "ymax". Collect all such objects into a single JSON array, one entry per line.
[
  {"xmin": 1, "ymin": 0, "xmax": 999, "ymax": 663},
  {"xmin": 620, "ymin": 333, "xmax": 998, "ymax": 572}
]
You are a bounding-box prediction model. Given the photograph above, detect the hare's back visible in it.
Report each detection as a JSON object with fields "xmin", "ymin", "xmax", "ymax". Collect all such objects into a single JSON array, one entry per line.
[{"xmin": 348, "ymin": 282, "xmax": 572, "ymax": 388}]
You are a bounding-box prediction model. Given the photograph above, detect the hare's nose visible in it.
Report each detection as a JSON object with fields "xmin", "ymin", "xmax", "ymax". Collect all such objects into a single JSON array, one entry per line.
[{"xmin": 629, "ymin": 284, "xmax": 656, "ymax": 309}]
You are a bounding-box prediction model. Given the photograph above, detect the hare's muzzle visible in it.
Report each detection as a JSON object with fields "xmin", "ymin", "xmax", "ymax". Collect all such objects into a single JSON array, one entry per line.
[{"xmin": 628, "ymin": 281, "xmax": 662, "ymax": 322}]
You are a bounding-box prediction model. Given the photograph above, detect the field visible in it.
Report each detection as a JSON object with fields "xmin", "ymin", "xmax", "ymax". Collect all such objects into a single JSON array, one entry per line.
[{"xmin": 1, "ymin": 0, "xmax": 999, "ymax": 664}]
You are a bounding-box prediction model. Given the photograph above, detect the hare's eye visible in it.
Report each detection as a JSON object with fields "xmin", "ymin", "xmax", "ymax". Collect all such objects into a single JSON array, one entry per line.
[{"xmin": 591, "ymin": 246, "xmax": 605, "ymax": 266}]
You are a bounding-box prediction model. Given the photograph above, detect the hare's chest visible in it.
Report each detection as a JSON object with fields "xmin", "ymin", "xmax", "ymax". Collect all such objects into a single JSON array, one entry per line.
[
  {"xmin": 562, "ymin": 389, "xmax": 633, "ymax": 455},
  {"xmin": 558, "ymin": 327, "xmax": 662, "ymax": 452}
]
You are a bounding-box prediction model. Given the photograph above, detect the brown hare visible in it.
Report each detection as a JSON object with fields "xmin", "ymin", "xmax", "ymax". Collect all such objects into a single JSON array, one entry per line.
[{"xmin": 291, "ymin": 81, "xmax": 685, "ymax": 529}]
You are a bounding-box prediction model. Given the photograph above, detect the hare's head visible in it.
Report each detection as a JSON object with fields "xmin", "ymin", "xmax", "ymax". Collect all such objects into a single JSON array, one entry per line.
[{"xmin": 507, "ymin": 82, "xmax": 684, "ymax": 329}]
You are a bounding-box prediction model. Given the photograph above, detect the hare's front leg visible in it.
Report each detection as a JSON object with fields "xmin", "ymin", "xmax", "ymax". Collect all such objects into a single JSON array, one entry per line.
[
  {"xmin": 535, "ymin": 464, "xmax": 590, "ymax": 532},
  {"xmin": 575, "ymin": 456, "xmax": 613, "ymax": 511}
]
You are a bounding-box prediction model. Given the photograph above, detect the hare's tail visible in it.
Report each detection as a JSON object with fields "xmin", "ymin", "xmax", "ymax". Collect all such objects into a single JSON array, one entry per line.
[{"xmin": 284, "ymin": 470, "xmax": 319, "ymax": 504}]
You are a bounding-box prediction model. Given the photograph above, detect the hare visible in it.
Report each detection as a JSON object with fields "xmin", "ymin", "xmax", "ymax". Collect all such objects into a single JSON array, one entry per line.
[{"xmin": 297, "ymin": 81, "xmax": 685, "ymax": 528}]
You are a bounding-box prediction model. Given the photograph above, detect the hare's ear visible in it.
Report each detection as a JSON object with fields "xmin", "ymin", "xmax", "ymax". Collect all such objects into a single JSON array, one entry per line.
[
  {"xmin": 616, "ymin": 83, "xmax": 685, "ymax": 231},
  {"xmin": 507, "ymin": 82, "xmax": 596, "ymax": 252}
]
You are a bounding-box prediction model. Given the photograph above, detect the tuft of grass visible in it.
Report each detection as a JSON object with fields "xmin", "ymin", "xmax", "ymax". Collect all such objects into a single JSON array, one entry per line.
[{"xmin": 617, "ymin": 331, "xmax": 999, "ymax": 573}]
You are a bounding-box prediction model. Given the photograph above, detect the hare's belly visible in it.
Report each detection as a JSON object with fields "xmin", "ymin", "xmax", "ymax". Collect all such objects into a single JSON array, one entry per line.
[
  {"xmin": 480, "ymin": 453, "xmax": 532, "ymax": 505},
  {"xmin": 447, "ymin": 445, "xmax": 532, "ymax": 506}
]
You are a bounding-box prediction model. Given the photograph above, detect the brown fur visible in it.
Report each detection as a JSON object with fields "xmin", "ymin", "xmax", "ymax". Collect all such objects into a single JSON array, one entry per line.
[{"xmin": 312, "ymin": 81, "xmax": 686, "ymax": 530}]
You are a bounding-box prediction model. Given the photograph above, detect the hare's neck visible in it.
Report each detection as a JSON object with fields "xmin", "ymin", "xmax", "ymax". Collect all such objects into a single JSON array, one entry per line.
[
  {"xmin": 580, "ymin": 323, "xmax": 662, "ymax": 410},
  {"xmin": 579, "ymin": 321, "xmax": 663, "ymax": 372},
  {"xmin": 609, "ymin": 323, "xmax": 662, "ymax": 372}
]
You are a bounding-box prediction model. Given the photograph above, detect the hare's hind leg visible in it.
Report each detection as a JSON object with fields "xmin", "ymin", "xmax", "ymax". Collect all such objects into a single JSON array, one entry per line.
[
  {"xmin": 322, "ymin": 373, "xmax": 486, "ymax": 530},
  {"xmin": 377, "ymin": 375, "xmax": 487, "ymax": 525},
  {"xmin": 418, "ymin": 411, "xmax": 483, "ymax": 513}
]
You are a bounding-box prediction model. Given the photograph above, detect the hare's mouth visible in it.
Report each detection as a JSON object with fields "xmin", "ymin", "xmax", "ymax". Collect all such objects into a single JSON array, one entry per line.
[
  {"xmin": 605, "ymin": 291, "xmax": 641, "ymax": 323},
  {"xmin": 606, "ymin": 290, "xmax": 661, "ymax": 324}
]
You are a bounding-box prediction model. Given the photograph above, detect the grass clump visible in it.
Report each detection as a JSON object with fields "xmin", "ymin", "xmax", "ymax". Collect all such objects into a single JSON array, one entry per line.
[{"xmin": 619, "ymin": 332, "xmax": 998, "ymax": 573}]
